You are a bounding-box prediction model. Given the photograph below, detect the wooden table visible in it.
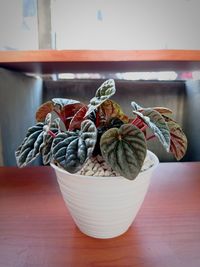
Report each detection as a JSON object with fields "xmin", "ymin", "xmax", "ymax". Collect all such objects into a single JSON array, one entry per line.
[{"xmin": 0, "ymin": 163, "xmax": 200, "ymax": 267}]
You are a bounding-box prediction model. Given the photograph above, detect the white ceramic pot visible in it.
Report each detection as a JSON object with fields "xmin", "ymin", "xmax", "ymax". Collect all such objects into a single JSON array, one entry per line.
[{"xmin": 51, "ymin": 150, "xmax": 159, "ymax": 239}]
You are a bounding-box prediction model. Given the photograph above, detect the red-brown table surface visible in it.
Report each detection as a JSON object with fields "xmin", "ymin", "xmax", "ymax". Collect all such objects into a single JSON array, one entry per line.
[{"xmin": 0, "ymin": 163, "xmax": 200, "ymax": 267}]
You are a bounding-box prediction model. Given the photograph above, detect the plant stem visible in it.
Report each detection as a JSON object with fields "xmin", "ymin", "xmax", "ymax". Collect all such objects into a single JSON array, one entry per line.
[
  {"xmin": 132, "ymin": 116, "xmax": 141, "ymax": 126},
  {"xmin": 48, "ymin": 130, "xmax": 56, "ymax": 138},
  {"xmin": 140, "ymin": 124, "xmax": 148, "ymax": 132}
]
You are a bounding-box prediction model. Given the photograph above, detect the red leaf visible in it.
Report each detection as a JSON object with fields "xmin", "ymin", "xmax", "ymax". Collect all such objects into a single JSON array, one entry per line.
[
  {"xmin": 164, "ymin": 116, "xmax": 187, "ymax": 160},
  {"xmin": 35, "ymin": 101, "xmax": 54, "ymax": 122},
  {"xmin": 60, "ymin": 103, "xmax": 85, "ymax": 128},
  {"xmin": 68, "ymin": 105, "xmax": 88, "ymax": 131}
]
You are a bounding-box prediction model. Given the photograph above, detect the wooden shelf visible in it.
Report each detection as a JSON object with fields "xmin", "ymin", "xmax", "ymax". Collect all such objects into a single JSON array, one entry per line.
[{"xmin": 0, "ymin": 50, "xmax": 200, "ymax": 74}]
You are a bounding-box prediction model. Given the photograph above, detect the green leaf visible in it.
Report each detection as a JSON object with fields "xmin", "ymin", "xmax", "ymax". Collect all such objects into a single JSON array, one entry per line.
[
  {"xmin": 92, "ymin": 118, "xmax": 124, "ymax": 156},
  {"xmin": 52, "ymin": 120, "xmax": 97, "ymax": 173},
  {"xmin": 45, "ymin": 111, "xmax": 67, "ymax": 132},
  {"xmin": 131, "ymin": 101, "xmax": 173, "ymax": 115},
  {"xmin": 131, "ymin": 101, "xmax": 143, "ymax": 111},
  {"xmin": 163, "ymin": 116, "xmax": 187, "ymax": 160},
  {"xmin": 100, "ymin": 124, "xmax": 147, "ymax": 180},
  {"xmin": 86, "ymin": 79, "xmax": 116, "ymax": 116},
  {"xmin": 133, "ymin": 109, "xmax": 170, "ymax": 152},
  {"xmin": 15, "ymin": 123, "xmax": 44, "ymax": 167},
  {"xmin": 52, "ymin": 98, "xmax": 79, "ymax": 107},
  {"xmin": 41, "ymin": 127, "xmax": 59, "ymax": 165}
]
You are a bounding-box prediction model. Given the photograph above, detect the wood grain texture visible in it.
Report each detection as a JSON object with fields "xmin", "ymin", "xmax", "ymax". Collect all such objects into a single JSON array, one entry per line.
[
  {"xmin": 0, "ymin": 50, "xmax": 200, "ymax": 73},
  {"xmin": 0, "ymin": 163, "xmax": 200, "ymax": 267}
]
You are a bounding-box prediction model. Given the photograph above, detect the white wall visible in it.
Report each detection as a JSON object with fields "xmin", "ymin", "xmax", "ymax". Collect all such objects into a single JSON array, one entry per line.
[
  {"xmin": 51, "ymin": 0, "xmax": 200, "ymax": 50},
  {"xmin": 0, "ymin": 0, "xmax": 200, "ymax": 50},
  {"xmin": 0, "ymin": 0, "xmax": 38, "ymax": 50}
]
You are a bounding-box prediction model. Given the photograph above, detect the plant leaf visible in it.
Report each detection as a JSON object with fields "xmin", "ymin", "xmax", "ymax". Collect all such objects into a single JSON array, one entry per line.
[
  {"xmin": 133, "ymin": 109, "xmax": 170, "ymax": 152},
  {"xmin": 52, "ymin": 120, "xmax": 97, "ymax": 173},
  {"xmin": 86, "ymin": 79, "xmax": 116, "ymax": 117},
  {"xmin": 36, "ymin": 99, "xmax": 81, "ymax": 124},
  {"xmin": 80, "ymin": 120, "xmax": 98, "ymax": 156},
  {"xmin": 100, "ymin": 124, "xmax": 147, "ymax": 180},
  {"xmin": 131, "ymin": 101, "xmax": 143, "ymax": 111},
  {"xmin": 151, "ymin": 107, "xmax": 173, "ymax": 115},
  {"xmin": 15, "ymin": 123, "xmax": 44, "ymax": 167},
  {"xmin": 98, "ymin": 99, "xmax": 129, "ymax": 125},
  {"xmin": 60, "ymin": 102, "xmax": 85, "ymax": 128},
  {"xmin": 68, "ymin": 105, "xmax": 88, "ymax": 131},
  {"xmin": 108, "ymin": 117, "xmax": 125, "ymax": 128},
  {"xmin": 41, "ymin": 127, "xmax": 59, "ymax": 165},
  {"xmin": 45, "ymin": 111, "xmax": 67, "ymax": 132},
  {"xmin": 52, "ymin": 98, "xmax": 79, "ymax": 107},
  {"xmin": 131, "ymin": 101, "xmax": 173, "ymax": 115},
  {"xmin": 35, "ymin": 101, "xmax": 55, "ymax": 122},
  {"xmin": 163, "ymin": 116, "xmax": 187, "ymax": 160},
  {"xmin": 92, "ymin": 118, "xmax": 124, "ymax": 156}
]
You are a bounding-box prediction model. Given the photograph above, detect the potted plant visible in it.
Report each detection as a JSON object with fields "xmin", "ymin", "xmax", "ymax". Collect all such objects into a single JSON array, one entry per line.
[{"xmin": 15, "ymin": 79, "xmax": 187, "ymax": 239}]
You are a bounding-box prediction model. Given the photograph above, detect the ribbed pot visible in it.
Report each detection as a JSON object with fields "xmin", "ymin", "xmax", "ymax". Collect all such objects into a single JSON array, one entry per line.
[{"xmin": 51, "ymin": 151, "xmax": 159, "ymax": 239}]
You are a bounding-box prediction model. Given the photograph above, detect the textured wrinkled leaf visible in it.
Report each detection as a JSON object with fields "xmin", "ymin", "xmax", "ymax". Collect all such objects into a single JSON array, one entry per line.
[
  {"xmin": 52, "ymin": 120, "xmax": 97, "ymax": 173},
  {"xmin": 87, "ymin": 110, "xmax": 101, "ymax": 127},
  {"xmin": 52, "ymin": 98, "xmax": 79, "ymax": 107},
  {"xmin": 35, "ymin": 101, "xmax": 54, "ymax": 122},
  {"xmin": 86, "ymin": 79, "xmax": 116, "ymax": 116},
  {"xmin": 152, "ymin": 107, "xmax": 173, "ymax": 115},
  {"xmin": 131, "ymin": 101, "xmax": 143, "ymax": 111},
  {"xmin": 98, "ymin": 99, "xmax": 129, "ymax": 125},
  {"xmin": 41, "ymin": 127, "xmax": 59, "ymax": 165},
  {"xmin": 15, "ymin": 123, "xmax": 44, "ymax": 167},
  {"xmin": 68, "ymin": 105, "xmax": 88, "ymax": 131},
  {"xmin": 45, "ymin": 111, "xmax": 67, "ymax": 132},
  {"xmin": 92, "ymin": 118, "xmax": 124, "ymax": 156},
  {"xmin": 100, "ymin": 124, "xmax": 147, "ymax": 180},
  {"xmin": 133, "ymin": 109, "xmax": 170, "ymax": 152},
  {"xmin": 164, "ymin": 116, "xmax": 187, "ymax": 160},
  {"xmin": 131, "ymin": 101, "xmax": 173, "ymax": 115}
]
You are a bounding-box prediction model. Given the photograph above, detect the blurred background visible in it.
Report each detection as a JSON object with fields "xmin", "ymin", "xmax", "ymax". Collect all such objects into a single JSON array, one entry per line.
[{"xmin": 1, "ymin": 0, "xmax": 200, "ymax": 51}]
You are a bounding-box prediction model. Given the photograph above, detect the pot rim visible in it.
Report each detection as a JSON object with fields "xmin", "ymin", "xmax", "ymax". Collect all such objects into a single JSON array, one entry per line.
[{"xmin": 50, "ymin": 150, "xmax": 159, "ymax": 180}]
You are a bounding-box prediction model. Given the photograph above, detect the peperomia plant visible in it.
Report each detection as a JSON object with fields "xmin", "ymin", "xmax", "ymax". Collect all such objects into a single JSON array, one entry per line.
[{"xmin": 15, "ymin": 79, "xmax": 187, "ymax": 180}]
